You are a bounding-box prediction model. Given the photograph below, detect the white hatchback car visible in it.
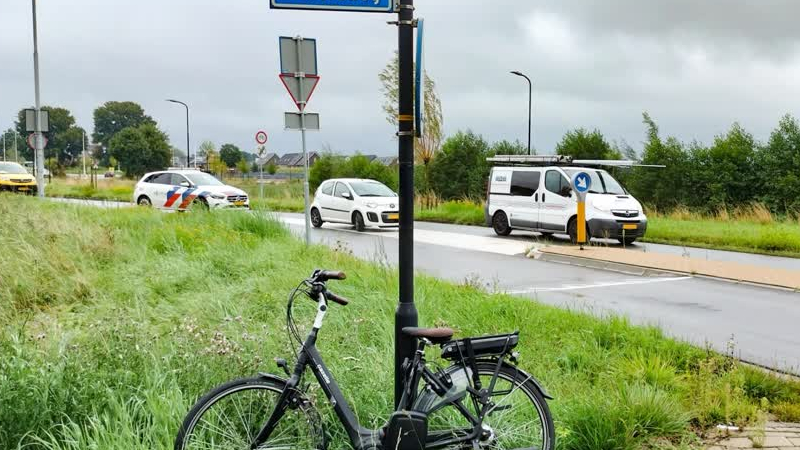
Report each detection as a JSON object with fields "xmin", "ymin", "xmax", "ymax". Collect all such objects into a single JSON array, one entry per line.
[
  {"xmin": 310, "ymin": 178, "xmax": 399, "ymax": 231},
  {"xmin": 133, "ymin": 170, "xmax": 249, "ymax": 210}
]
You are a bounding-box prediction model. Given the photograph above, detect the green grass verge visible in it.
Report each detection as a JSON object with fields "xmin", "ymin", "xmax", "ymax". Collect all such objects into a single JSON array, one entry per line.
[{"xmin": 2, "ymin": 194, "xmax": 799, "ymax": 449}]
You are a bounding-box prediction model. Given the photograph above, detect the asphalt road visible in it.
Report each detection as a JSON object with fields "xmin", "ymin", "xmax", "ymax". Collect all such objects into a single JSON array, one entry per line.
[
  {"xmin": 45, "ymin": 198, "xmax": 800, "ymax": 373},
  {"xmin": 278, "ymin": 213, "xmax": 800, "ymax": 374}
]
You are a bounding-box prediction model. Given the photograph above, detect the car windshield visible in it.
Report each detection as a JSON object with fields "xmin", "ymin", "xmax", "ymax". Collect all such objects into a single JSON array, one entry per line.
[
  {"xmin": 349, "ymin": 181, "xmax": 396, "ymax": 197},
  {"xmin": 564, "ymin": 169, "xmax": 627, "ymax": 195},
  {"xmin": 184, "ymin": 172, "xmax": 224, "ymax": 186},
  {"xmin": 0, "ymin": 162, "xmax": 29, "ymax": 175}
]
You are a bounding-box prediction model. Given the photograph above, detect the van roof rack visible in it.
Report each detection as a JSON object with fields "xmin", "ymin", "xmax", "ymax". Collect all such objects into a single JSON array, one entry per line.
[{"xmin": 486, "ymin": 155, "xmax": 665, "ymax": 168}]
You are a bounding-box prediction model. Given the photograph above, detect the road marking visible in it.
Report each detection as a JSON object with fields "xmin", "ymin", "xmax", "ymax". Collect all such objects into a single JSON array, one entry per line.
[
  {"xmin": 280, "ymin": 216, "xmax": 530, "ymax": 256},
  {"xmin": 507, "ymin": 276, "xmax": 693, "ymax": 294}
]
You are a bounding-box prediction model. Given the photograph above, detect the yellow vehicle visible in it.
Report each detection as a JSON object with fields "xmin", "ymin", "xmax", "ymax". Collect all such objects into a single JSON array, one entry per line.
[{"xmin": 0, "ymin": 162, "xmax": 38, "ymax": 194}]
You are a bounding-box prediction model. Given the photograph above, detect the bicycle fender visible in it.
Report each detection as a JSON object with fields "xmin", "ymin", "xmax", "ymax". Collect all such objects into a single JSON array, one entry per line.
[
  {"xmin": 499, "ymin": 362, "xmax": 554, "ymax": 400},
  {"xmin": 257, "ymin": 372, "xmax": 288, "ymax": 385}
]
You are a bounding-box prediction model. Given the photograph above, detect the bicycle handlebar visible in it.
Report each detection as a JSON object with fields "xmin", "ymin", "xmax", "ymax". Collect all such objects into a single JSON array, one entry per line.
[
  {"xmin": 316, "ymin": 270, "xmax": 347, "ymax": 282},
  {"xmin": 325, "ymin": 291, "xmax": 349, "ymax": 306}
]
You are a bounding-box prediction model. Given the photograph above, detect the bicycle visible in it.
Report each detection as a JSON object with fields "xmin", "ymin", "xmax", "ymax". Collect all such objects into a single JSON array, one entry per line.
[{"xmin": 174, "ymin": 269, "xmax": 555, "ymax": 450}]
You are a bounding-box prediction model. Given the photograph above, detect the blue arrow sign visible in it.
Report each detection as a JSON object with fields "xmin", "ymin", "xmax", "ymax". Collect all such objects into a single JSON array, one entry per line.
[
  {"xmin": 573, "ymin": 171, "xmax": 592, "ymax": 193},
  {"xmin": 270, "ymin": 0, "xmax": 395, "ymax": 13}
]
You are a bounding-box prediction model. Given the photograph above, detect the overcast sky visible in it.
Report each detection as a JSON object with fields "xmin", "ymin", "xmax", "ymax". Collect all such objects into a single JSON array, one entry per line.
[{"xmin": 2, "ymin": 0, "xmax": 800, "ymax": 157}]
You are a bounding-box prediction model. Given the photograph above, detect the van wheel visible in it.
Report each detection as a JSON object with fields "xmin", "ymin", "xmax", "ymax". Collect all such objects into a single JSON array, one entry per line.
[
  {"xmin": 568, "ymin": 218, "xmax": 590, "ymax": 244},
  {"xmin": 618, "ymin": 237, "xmax": 637, "ymax": 246},
  {"xmin": 492, "ymin": 211, "xmax": 512, "ymax": 236},
  {"xmin": 352, "ymin": 212, "xmax": 366, "ymax": 232}
]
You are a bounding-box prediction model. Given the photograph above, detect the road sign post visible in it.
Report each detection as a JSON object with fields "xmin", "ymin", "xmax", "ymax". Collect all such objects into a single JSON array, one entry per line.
[
  {"xmin": 279, "ymin": 35, "xmax": 320, "ymax": 247},
  {"xmin": 572, "ymin": 171, "xmax": 592, "ymax": 250},
  {"xmin": 255, "ymin": 135, "xmax": 269, "ymax": 200},
  {"xmin": 269, "ymin": 0, "xmax": 415, "ymax": 408}
]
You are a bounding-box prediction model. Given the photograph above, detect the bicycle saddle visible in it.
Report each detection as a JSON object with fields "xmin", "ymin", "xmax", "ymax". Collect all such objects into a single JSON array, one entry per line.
[{"xmin": 402, "ymin": 327, "xmax": 454, "ymax": 344}]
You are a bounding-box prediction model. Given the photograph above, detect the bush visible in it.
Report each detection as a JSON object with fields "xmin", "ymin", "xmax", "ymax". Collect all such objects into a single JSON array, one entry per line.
[{"xmin": 429, "ymin": 130, "xmax": 491, "ymax": 200}]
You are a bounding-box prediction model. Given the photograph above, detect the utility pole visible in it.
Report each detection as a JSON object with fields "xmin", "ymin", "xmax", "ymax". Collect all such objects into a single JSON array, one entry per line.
[
  {"xmin": 82, "ymin": 130, "xmax": 87, "ymax": 177},
  {"xmin": 394, "ymin": 0, "xmax": 418, "ymax": 407},
  {"xmin": 31, "ymin": 0, "xmax": 45, "ymax": 196}
]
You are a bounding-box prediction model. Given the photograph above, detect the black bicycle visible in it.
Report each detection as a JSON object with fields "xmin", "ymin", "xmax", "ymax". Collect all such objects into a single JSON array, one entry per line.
[{"xmin": 175, "ymin": 269, "xmax": 555, "ymax": 450}]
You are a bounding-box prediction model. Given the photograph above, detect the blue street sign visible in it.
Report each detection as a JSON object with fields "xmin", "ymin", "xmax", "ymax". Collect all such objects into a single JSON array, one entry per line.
[
  {"xmin": 573, "ymin": 171, "xmax": 592, "ymax": 193},
  {"xmin": 270, "ymin": 0, "xmax": 395, "ymax": 13}
]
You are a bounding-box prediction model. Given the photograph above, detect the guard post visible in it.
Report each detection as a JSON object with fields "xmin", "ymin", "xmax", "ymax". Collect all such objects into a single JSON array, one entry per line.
[{"xmin": 571, "ymin": 171, "xmax": 592, "ymax": 250}]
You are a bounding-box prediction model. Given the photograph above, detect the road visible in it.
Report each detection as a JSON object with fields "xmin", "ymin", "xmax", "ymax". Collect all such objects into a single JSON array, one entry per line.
[
  {"xmin": 277, "ymin": 212, "xmax": 800, "ymax": 374},
  {"xmin": 45, "ymin": 198, "xmax": 800, "ymax": 373}
]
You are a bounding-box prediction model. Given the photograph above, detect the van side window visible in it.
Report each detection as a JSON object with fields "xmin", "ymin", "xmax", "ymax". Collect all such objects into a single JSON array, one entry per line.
[
  {"xmin": 545, "ymin": 170, "xmax": 570, "ymax": 196},
  {"xmin": 510, "ymin": 171, "xmax": 540, "ymax": 196},
  {"xmin": 321, "ymin": 181, "xmax": 334, "ymax": 196}
]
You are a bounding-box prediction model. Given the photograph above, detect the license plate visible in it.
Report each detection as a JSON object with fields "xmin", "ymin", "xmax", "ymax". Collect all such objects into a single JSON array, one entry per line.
[
  {"xmin": 234, "ymin": 201, "xmax": 245, "ymax": 206},
  {"xmin": 388, "ymin": 213, "xmax": 399, "ymax": 220},
  {"xmin": 623, "ymin": 224, "xmax": 637, "ymax": 230}
]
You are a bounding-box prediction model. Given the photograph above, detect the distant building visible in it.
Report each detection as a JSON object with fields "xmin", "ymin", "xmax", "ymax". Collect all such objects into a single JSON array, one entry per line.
[
  {"xmin": 277, "ymin": 152, "xmax": 319, "ymax": 167},
  {"xmin": 261, "ymin": 153, "xmax": 279, "ymax": 166},
  {"xmin": 376, "ymin": 156, "xmax": 398, "ymax": 167}
]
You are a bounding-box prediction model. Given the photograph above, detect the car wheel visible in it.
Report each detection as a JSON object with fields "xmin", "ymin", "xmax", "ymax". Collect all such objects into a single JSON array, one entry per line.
[
  {"xmin": 492, "ymin": 211, "xmax": 512, "ymax": 236},
  {"xmin": 353, "ymin": 211, "xmax": 366, "ymax": 232},
  {"xmin": 310, "ymin": 208, "xmax": 324, "ymax": 228},
  {"xmin": 191, "ymin": 198, "xmax": 209, "ymax": 212},
  {"xmin": 618, "ymin": 237, "xmax": 637, "ymax": 246},
  {"xmin": 137, "ymin": 196, "xmax": 152, "ymax": 207}
]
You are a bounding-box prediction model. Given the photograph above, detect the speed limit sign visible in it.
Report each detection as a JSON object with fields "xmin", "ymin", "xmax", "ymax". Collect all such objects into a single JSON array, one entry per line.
[{"xmin": 255, "ymin": 130, "xmax": 268, "ymax": 145}]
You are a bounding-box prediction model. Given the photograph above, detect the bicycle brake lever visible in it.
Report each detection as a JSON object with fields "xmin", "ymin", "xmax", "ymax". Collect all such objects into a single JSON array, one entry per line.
[{"xmin": 274, "ymin": 357, "xmax": 291, "ymax": 376}]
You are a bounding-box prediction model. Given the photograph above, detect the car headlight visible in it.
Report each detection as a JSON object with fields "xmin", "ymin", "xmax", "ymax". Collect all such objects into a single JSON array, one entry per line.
[
  {"xmin": 210, "ymin": 194, "xmax": 226, "ymax": 200},
  {"xmin": 365, "ymin": 202, "xmax": 379, "ymax": 209}
]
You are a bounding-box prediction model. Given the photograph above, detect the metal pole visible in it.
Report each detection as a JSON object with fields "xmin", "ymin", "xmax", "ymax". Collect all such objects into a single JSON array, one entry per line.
[
  {"xmin": 166, "ymin": 99, "xmax": 190, "ymax": 168},
  {"xmin": 32, "ymin": 0, "xmax": 45, "ymax": 197},
  {"xmin": 3, "ymin": 132, "xmax": 6, "ymax": 162},
  {"xmin": 510, "ymin": 71, "xmax": 532, "ymax": 155},
  {"xmin": 296, "ymin": 36, "xmax": 311, "ymax": 246},
  {"xmin": 82, "ymin": 130, "xmax": 86, "ymax": 177},
  {"xmin": 14, "ymin": 131, "xmax": 19, "ymax": 163},
  {"xmin": 395, "ymin": 0, "xmax": 418, "ymax": 407},
  {"xmin": 259, "ymin": 165, "xmax": 264, "ymax": 199}
]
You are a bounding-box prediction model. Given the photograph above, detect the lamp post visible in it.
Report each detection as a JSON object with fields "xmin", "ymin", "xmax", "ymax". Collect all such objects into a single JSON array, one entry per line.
[
  {"xmin": 166, "ymin": 99, "xmax": 190, "ymax": 168},
  {"xmin": 510, "ymin": 70, "xmax": 532, "ymax": 155}
]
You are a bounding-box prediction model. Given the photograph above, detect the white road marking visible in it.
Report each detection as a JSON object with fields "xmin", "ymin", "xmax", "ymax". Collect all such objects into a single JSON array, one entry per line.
[
  {"xmin": 507, "ymin": 276, "xmax": 694, "ymax": 294},
  {"xmin": 280, "ymin": 217, "xmax": 530, "ymax": 256}
]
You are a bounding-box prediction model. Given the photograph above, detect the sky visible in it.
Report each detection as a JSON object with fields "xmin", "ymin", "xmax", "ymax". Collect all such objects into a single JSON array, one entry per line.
[{"xmin": 2, "ymin": 0, "xmax": 800, "ymax": 157}]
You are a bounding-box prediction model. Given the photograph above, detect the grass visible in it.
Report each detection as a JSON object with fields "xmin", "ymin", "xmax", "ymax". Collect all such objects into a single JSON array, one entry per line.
[{"xmin": 2, "ymin": 194, "xmax": 800, "ymax": 450}]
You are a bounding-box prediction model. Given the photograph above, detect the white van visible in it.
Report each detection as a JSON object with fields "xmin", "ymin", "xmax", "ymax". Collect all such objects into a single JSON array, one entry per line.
[{"xmin": 485, "ymin": 165, "xmax": 647, "ymax": 244}]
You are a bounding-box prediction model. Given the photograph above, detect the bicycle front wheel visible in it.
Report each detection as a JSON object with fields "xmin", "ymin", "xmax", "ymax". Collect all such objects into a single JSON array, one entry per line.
[
  {"xmin": 175, "ymin": 376, "xmax": 326, "ymax": 450},
  {"xmin": 421, "ymin": 362, "xmax": 555, "ymax": 450}
]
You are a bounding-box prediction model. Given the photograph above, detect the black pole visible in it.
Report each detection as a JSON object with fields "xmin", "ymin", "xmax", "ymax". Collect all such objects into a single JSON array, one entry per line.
[
  {"xmin": 395, "ymin": 0, "xmax": 418, "ymax": 407},
  {"xmin": 510, "ymin": 71, "xmax": 532, "ymax": 155}
]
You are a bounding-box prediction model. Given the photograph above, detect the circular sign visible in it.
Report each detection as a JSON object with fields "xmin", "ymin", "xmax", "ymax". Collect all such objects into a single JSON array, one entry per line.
[
  {"xmin": 255, "ymin": 131, "xmax": 268, "ymax": 145},
  {"xmin": 26, "ymin": 133, "xmax": 48, "ymax": 150},
  {"xmin": 572, "ymin": 171, "xmax": 592, "ymax": 194}
]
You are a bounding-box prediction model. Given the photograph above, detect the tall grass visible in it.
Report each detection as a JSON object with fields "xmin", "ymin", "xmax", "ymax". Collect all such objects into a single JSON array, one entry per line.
[{"xmin": 1, "ymin": 194, "xmax": 799, "ymax": 449}]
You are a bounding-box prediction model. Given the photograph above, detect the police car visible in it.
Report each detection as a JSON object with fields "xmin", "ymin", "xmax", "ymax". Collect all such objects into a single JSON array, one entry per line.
[{"xmin": 133, "ymin": 169, "xmax": 249, "ymax": 210}]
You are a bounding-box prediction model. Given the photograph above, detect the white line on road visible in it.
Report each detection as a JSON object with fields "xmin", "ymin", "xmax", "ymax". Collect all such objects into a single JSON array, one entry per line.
[
  {"xmin": 507, "ymin": 276, "xmax": 694, "ymax": 293},
  {"xmin": 280, "ymin": 216, "xmax": 531, "ymax": 256}
]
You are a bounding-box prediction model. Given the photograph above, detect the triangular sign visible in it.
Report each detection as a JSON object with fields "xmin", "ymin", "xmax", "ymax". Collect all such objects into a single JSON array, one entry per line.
[{"xmin": 279, "ymin": 74, "xmax": 320, "ymax": 112}]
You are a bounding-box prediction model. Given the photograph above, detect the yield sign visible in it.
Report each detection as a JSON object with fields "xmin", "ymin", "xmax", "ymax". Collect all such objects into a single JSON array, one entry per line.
[{"xmin": 279, "ymin": 74, "xmax": 320, "ymax": 111}]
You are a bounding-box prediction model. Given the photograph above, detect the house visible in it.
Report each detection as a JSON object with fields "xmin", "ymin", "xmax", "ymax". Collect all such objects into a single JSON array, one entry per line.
[
  {"xmin": 277, "ymin": 153, "xmax": 301, "ymax": 166},
  {"xmin": 376, "ymin": 156, "xmax": 398, "ymax": 167},
  {"xmin": 259, "ymin": 152, "xmax": 279, "ymax": 166}
]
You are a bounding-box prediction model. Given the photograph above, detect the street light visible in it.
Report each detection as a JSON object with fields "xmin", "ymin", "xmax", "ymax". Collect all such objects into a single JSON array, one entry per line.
[
  {"xmin": 510, "ymin": 70, "xmax": 532, "ymax": 155},
  {"xmin": 166, "ymin": 99, "xmax": 190, "ymax": 168}
]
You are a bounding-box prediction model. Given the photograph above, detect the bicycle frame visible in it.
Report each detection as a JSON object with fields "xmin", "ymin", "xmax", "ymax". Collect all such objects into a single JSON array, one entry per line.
[{"xmin": 251, "ymin": 292, "xmax": 493, "ymax": 450}]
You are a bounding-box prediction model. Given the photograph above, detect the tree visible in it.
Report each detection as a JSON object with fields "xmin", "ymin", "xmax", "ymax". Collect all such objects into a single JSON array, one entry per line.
[
  {"xmin": 206, "ymin": 149, "xmax": 227, "ymax": 178},
  {"xmin": 429, "ymin": 131, "xmax": 491, "ymax": 200},
  {"xmin": 758, "ymin": 114, "xmax": 800, "ymax": 212},
  {"xmin": 555, "ymin": 128, "xmax": 620, "ymax": 160},
  {"xmin": 267, "ymin": 163, "xmax": 278, "ymax": 175},
  {"xmin": 236, "ymin": 158, "xmax": 250, "ymax": 175},
  {"xmin": 108, "ymin": 123, "xmax": 171, "ymax": 178},
  {"xmin": 490, "ymin": 139, "xmax": 528, "ymax": 156},
  {"xmin": 93, "ymin": 101, "xmax": 155, "ymax": 147},
  {"xmin": 379, "ymin": 51, "xmax": 444, "ymax": 187},
  {"xmin": 220, "ymin": 143, "xmax": 243, "ymax": 168}
]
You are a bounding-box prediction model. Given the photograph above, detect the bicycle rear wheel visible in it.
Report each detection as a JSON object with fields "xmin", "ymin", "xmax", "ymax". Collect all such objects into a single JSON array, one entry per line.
[
  {"xmin": 420, "ymin": 362, "xmax": 554, "ymax": 450},
  {"xmin": 175, "ymin": 376, "xmax": 326, "ymax": 450}
]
